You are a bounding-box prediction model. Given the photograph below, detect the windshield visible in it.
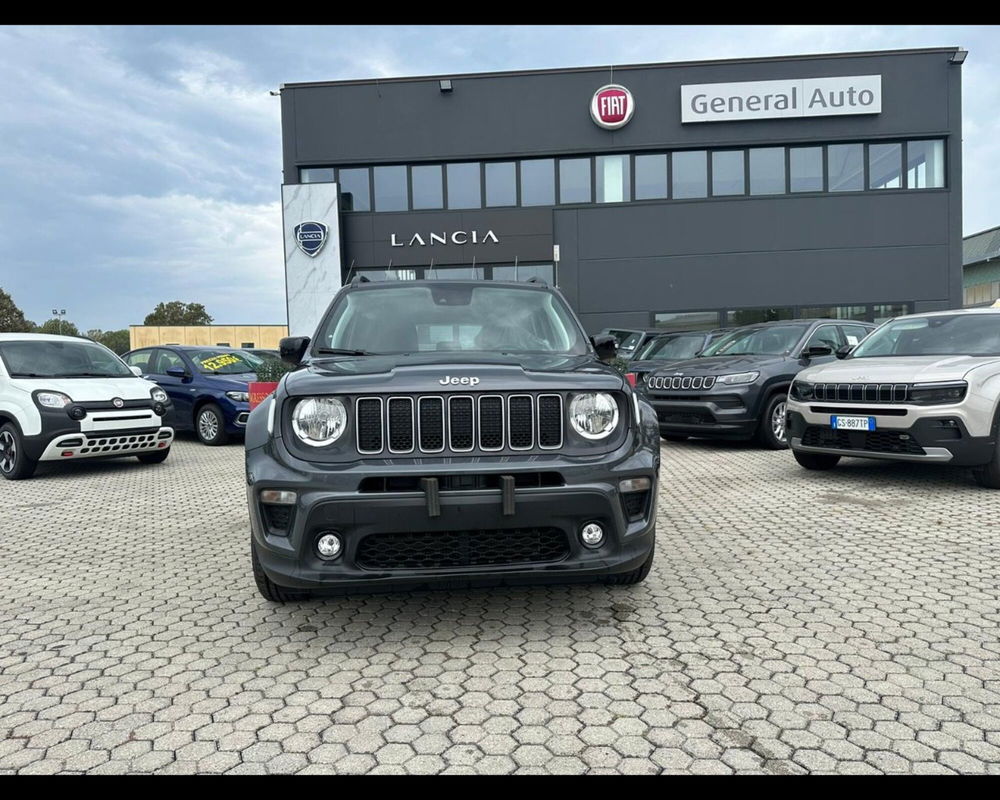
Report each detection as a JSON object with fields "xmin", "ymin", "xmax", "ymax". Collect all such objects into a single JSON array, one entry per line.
[
  {"xmin": 701, "ymin": 324, "xmax": 808, "ymax": 357},
  {"xmin": 0, "ymin": 338, "xmax": 133, "ymax": 378},
  {"xmin": 851, "ymin": 314, "xmax": 1000, "ymax": 358},
  {"xmin": 619, "ymin": 332, "xmax": 643, "ymax": 350},
  {"xmin": 637, "ymin": 333, "xmax": 704, "ymax": 361},
  {"xmin": 314, "ymin": 284, "xmax": 589, "ymax": 356},
  {"xmin": 189, "ymin": 349, "xmax": 263, "ymax": 374}
]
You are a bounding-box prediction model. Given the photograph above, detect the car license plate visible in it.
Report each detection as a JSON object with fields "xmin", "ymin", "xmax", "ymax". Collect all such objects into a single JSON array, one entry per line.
[{"xmin": 831, "ymin": 415, "xmax": 875, "ymax": 431}]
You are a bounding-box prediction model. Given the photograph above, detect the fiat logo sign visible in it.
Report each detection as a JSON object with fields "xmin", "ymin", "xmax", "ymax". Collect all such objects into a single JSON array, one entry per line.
[{"xmin": 591, "ymin": 84, "xmax": 634, "ymax": 130}]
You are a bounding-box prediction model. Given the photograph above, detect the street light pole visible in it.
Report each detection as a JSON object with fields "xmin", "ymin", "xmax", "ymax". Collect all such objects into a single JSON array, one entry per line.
[{"xmin": 51, "ymin": 308, "xmax": 67, "ymax": 335}]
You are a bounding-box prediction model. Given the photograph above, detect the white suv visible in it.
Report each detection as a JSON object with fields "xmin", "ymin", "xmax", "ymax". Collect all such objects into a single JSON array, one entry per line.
[
  {"xmin": 0, "ymin": 334, "xmax": 175, "ymax": 480},
  {"xmin": 786, "ymin": 309, "xmax": 1000, "ymax": 488}
]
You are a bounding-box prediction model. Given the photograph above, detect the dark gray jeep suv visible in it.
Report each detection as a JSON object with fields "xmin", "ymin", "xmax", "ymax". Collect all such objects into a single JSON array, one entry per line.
[
  {"xmin": 643, "ymin": 319, "xmax": 875, "ymax": 449},
  {"xmin": 245, "ymin": 279, "xmax": 660, "ymax": 600}
]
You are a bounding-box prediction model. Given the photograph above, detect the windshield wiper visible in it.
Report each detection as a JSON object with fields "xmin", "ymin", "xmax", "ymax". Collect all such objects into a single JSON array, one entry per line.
[
  {"xmin": 60, "ymin": 372, "xmax": 123, "ymax": 377},
  {"xmin": 316, "ymin": 348, "xmax": 377, "ymax": 356},
  {"xmin": 10, "ymin": 372, "xmax": 56, "ymax": 378}
]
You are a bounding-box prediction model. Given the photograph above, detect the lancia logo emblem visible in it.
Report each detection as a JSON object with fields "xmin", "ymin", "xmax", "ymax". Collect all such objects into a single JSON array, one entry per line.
[
  {"xmin": 294, "ymin": 221, "xmax": 328, "ymax": 257},
  {"xmin": 591, "ymin": 84, "xmax": 635, "ymax": 130},
  {"xmin": 112, "ymin": 398, "xmax": 124, "ymax": 408}
]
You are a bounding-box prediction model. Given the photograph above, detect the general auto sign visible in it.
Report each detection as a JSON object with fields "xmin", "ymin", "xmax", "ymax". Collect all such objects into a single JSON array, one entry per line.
[
  {"xmin": 681, "ymin": 75, "xmax": 882, "ymax": 123},
  {"xmin": 591, "ymin": 84, "xmax": 635, "ymax": 130}
]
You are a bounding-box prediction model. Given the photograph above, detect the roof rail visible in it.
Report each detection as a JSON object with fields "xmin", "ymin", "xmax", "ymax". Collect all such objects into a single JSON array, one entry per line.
[{"xmin": 349, "ymin": 274, "xmax": 371, "ymax": 287}]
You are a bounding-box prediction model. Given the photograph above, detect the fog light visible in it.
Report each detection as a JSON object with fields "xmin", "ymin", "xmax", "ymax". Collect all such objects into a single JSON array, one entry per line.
[
  {"xmin": 619, "ymin": 477, "xmax": 651, "ymax": 493},
  {"xmin": 316, "ymin": 532, "xmax": 343, "ymax": 560},
  {"xmin": 260, "ymin": 489, "xmax": 297, "ymax": 505},
  {"xmin": 580, "ymin": 522, "xmax": 604, "ymax": 548}
]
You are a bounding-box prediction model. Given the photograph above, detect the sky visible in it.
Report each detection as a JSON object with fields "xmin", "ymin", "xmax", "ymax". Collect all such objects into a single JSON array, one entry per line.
[{"xmin": 1, "ymin": 25, "xmax": 997, "ymax": 332}]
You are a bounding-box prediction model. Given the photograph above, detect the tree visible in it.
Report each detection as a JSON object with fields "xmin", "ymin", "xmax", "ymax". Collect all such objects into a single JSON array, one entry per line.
[
  {"xmin": 143, "ymin": 301, "xmax": 213, "ymax": 326},
  {"xmin": 36, "ymin": 318, "xmax": 81, "ymax": 337},
  {"xmin": 87, "ymin": 328, "xmax": 132, "ymax": 355},
  {"xmin": 0, "ymin": 287, "xmax": 34, "ymax": 333}
]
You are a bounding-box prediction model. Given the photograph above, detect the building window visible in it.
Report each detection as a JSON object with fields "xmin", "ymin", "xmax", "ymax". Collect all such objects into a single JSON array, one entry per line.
[
  {"xmin": 358, "ymin": 268, "xmax": 419, "ymax": 282},
  {"xmin": 789, "ymin": 147, "xmax": 823, "ymax": 193},
  {"xmin": 446, "ymin": 162, "xmax": 481, "ymax": 209},
  {"xmin": 216, "ymin": 342, "xmax": 230, "ymax": 347},
  {"xmin": 907, "ymin": 139, "xmax": 945, "ymax": 188},
  {"xmin": 634, "ymin": 154, "xmax": 668, "ymax": 200},
  {"xmin": 338, "ymin": 167, "xmax": 370, "ymax": 211},
  {"xmin": 827, "ymin": 143, "xmax": 864, "ymax": 192},
  {"xmin": 491, "ymin": 263, "xmax": 554, "ymax": 283},
  {"xmin": 300, "ymin": 167, "xmax": 335, "ymax": 183},
  {"xmin": 485, "ymin": 162, "xmax": 517, "ymax": 207},
  {"xmin": 872, "ymin": 303, "xmax": 911, "ymax": 323},
  {"xmin": 653, "ymin": 311, "xmax": 721, "ymax": 331},
  {"xmin": 726, "ymin": 307, "xmax": 794, "ymax": 325},
  {"xmin": 411, "ymin": 164, "xmax": 443, "ymax": 209},
  {"xmin": 596, "ymin": 155, "xmax": 629, "ymax": 203},
  {"xmin": 559, "ymin": 158, "xmax": 591, "ymax": 204},
  {"xmin": 520, "ymin": 159, "xmax": 555, "ymax": 206},
  {"xmin": 672, "ymin": 150, "xmax": 707, "ymax": 199},
  {"xmin": 373, "ymin": 165, "xmax": 407, "ymax": 211},
  {"xmin": 749, "ymin": 147, "xmax": 785, "ymax": 196},
  {"xmin": 869, "ymin": 143, "xmax": 903, "ymax": 190},
  {"xmin": 797, "ymin": 305, "xmax": 868, "ymax": 321},
  {"xmin": 712, "ymin": 150, "xmax": 745, "ymax": 196},
  {"xmin": 241, "ymin": 342, "xmax": 255, "ymax": 349}
]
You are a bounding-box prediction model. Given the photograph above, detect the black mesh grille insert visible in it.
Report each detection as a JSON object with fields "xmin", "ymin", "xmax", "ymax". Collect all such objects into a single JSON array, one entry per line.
[
  {"xmin": 356, "ymin": 528, "xmax": 569, "ymax": 571},
  {"xmin": 262, "ymin": 504, "xmax": 292, "ymax": 532},
  {"xmin": 538, "ymin": 395, "xmax": 562, "ymax": 448},
  {"xmin": 449, "ymin": 397, "xmax": 474, "ymax": 450},
  {"xmin": 802, "ymin": 426, "xmax": 925, "ymax": 455},
  {"xmin": 622, "ymin": 490, "xmax": 650, "ymax": 522},
  {"xmin": 508, "ymin": 396, "xmax": 533, "ymax": 448},
  {"xmin": 479, "ymin": 396, "xmax": 504, "ymax": 450},
  {"xmin": 418, "ymin": 398, "xmax": 444, "ymax": 452},
  {"xmin": 357, "ymin": 399, "xmax": 383, "ymax": 452},
  {"xmin": 388, "ymin": 398, "xmax": 414, "ymax": 452}
]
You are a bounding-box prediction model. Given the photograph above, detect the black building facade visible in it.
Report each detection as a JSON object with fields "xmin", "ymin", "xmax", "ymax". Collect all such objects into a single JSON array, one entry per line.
[{"xmin": 279, "ymin": 47, "xmax": 963, "ymax": 335}]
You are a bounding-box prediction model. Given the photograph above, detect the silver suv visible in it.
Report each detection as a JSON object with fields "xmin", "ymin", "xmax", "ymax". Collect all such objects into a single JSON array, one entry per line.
[{"xmin": 786, "ymin": 309, "xmax": 1000, "ymax": 488}]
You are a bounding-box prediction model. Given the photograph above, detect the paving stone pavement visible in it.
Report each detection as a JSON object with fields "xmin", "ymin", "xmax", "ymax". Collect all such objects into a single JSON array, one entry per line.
[{"xmin": 1, "ymin": 435, "xmax": 999, "ymax": 774}]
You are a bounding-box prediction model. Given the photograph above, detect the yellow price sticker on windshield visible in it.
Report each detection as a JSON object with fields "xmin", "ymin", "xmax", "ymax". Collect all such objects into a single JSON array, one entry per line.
[{"xmin": 200, "ymin": 354, "xmax": 241, "ymax": 371}]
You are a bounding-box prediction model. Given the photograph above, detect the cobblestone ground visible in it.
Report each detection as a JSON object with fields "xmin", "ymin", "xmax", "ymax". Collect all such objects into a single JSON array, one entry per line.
[{"xmin": 1, "ymin": 435, "xmax": 999, "ymax": 774}]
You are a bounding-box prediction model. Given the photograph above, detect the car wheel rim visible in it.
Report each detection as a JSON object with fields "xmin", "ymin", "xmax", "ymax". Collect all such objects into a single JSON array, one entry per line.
[
  {"xmin": 199, "ymin": 411, "xmax": 219, "ymax": 441},
  {"xmin": 0, "ymin": 431, "xmax": 16, "ymax": 473},
  {"xmin": 772, "ymin": 401, "xmax": 787, "ymax": 442}
]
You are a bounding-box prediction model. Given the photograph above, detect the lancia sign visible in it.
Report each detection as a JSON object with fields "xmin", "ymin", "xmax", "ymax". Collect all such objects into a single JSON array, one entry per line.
[
  {"xmin": 294, "ymin": 221, "xmax": 328, "ymax": 257},
  {"xmin": 591, "ymin": 84, "xmax": 634, "ymax": 130}
]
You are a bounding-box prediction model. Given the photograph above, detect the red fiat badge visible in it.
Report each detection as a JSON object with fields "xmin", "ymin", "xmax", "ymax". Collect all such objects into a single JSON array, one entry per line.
[{"xmin": 591, "ymin": 84, "xmax": 634, "ymax": 129}]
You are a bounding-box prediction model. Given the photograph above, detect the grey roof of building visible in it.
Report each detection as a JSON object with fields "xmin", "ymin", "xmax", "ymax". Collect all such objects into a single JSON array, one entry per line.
[{"xmin": 964, "ymin": 225, "xmax": 1000, "ymax": 266}]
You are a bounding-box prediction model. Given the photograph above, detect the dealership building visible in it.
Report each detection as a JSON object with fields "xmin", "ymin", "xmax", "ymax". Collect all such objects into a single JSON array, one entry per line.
[{"xmin": 278, "ymin": 47, "xmax": 964, "ymax": 337}]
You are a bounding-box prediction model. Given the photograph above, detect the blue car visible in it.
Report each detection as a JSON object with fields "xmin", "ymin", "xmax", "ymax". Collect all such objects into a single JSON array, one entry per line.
[{"xmin": 122, "ymin": 346, "xmax": 262, "ymax": 445}]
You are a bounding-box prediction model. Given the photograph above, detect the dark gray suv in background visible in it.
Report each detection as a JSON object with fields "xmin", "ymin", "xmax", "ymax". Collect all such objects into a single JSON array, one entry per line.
[
  {"xmin": 643, "ymin": 319, "xmax": 875, "ymax": 448},
  {"xmin": 246, "ymin": 279, "xmax": 660, "ymax": 600}
]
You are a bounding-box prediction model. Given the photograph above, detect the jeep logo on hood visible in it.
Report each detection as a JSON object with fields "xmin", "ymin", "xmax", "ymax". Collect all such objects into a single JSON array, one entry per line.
[{"xmin": 440, "ymin": 376, "xmax": 480, "ymax": 387}]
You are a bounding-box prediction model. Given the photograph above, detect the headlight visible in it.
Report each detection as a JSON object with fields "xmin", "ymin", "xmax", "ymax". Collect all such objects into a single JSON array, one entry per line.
[
  {"xmin": 226, "ymin": 391, "xmax": 250, "ymax": 403},
  {"xmin": 151, "ymin": 388, "xmax": 169, "ymax": 403},
  {"xmin": 789, "ymin": 381, "xmax": 814, "ymax": 401},
  {"xmin": 569, "ymin": 392, "xmax": 619, "ymax": 439},
  {"xmin": 292, "ymin": 397, "xmax": 347, "ymax": 446},
  {"xmin": 716, "ymin": 371, "xmax": 759, "ymax": 386},
  {"xmin": 36, "ymin": 391, "xmax": 72, "ymax": 409},
  {"xmin": 909, "ymin": 382, "xmax": 967, "ymax": 405}
]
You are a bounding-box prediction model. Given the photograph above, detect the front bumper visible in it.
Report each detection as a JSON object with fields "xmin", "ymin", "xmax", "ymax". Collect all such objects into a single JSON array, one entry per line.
[
  {"xmin": 247, "ymin": 438, "xmax": 658, "ymax": 592},
  {"xmin": 643, "ymin": 385, "xmax": 759, "ymax": 439},
  {"xmin": 786, "ymin": 401, "xmax": 996, "ymax": 467}
]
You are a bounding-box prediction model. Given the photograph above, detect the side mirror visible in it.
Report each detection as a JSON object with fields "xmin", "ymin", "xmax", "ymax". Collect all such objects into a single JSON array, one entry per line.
[
  {"xmin": 804, "ymin": 344, "xmax": 834, "ymax": 358},
  {"xmin": 591, "ymin": 334, "xmax": 618, "ymax": 363},
  {"xmin": 835, "ymin": 344, "xmax": 853, "ymax": 360},
  {"xmin": 129, "ymin": 365, "xmax": 143, "ymax": 377},
  {"xmin": 280, "ymin": 336, "xmax": 311, "ymax": 366},
  {"xmin": 165, "ymin": 366, "xmax": 188, "ymax": 378}
]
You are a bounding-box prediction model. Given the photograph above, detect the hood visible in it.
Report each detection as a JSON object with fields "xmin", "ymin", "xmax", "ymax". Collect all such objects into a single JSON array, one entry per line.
[
  {"xmin": 10, "ymin": 375, "xmax": 158, "ymax": 402},
  {"xmin": 627, "ymin": 358, "xmax": 693, "ymax": 374},
  {"xmin": 203, "ymin": 372, "xmax": 256, "ymax": 390},
  {"xmin": 285, "ymin": 352, "xmax": 623, "ymax": 396},
  {"xmin": 798, "ymin": 355, "xmax": 1000, "ymax": 384},
  {"xmin": 650, "ymin": 354, "xmax": 787, "ymax": 376}
]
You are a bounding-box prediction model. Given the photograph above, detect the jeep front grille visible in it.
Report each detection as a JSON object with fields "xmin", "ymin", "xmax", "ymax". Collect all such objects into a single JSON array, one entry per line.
[
  {"xmin": 812, "ymin": 383, "xmax": 909, "ymax": 403},
  {"xmin": 647, "ymin": 375, "xmax": 716, "ymax": 391},
  {"xmin": 355, "ymin": 393, "xmax": 564, "ymax": 455}
]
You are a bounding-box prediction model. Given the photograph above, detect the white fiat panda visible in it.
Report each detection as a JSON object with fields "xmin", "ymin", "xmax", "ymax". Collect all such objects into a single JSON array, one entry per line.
[{"xmin": 0, "ymin": 333, "xmax": 175, "ymax": 480}]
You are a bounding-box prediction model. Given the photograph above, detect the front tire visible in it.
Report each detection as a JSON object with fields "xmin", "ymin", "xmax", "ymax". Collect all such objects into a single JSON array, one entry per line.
[
  {"xmin": 757, "ymin": 393, "xmax": 789, "ymax": 450},
  {"xmin": 0, "ymin": 423, "xmax": 37, "ymax": 481},
  {"xmin": 604, "ymin": 541, "xmax": 655, "ymax": 586},
  {"xmin": 972, "ymin": 441, "xmax": 1000, "ymax": 489},
  {"xmin": 195, "ymin": 403, "xmax": 229, "ymax": 446},
  {"xmin": 137, "ymin": 448, "xmax": 170, "ymax": 464},
  {"xmin": 251, "ymin": 539, "xmax": 312, "ymax": 602},
  {"xmin": 793, "ymin": 450, "xmax": 841, "ymax": 471}
]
